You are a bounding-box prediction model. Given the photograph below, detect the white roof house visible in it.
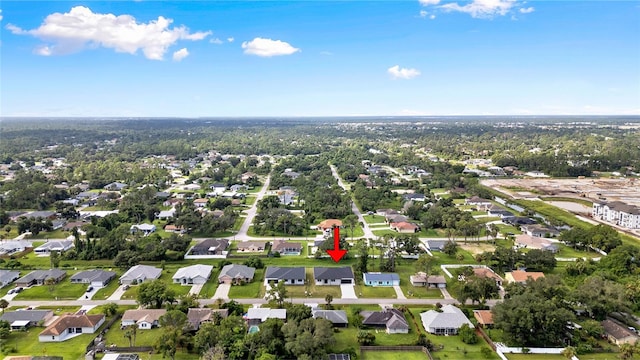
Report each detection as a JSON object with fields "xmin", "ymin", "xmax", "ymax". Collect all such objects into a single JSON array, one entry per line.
[
  {"xmin": 34, "ymin": 240, "xmax": 75, "ymax": 254},
  {"xmin": 119, "ymin": 265, "xmax": 162, "ymax": 285},
  {"xmin": 246, "ymin": 308, "xmax": 286, "ymax": 323},
  {"xmin": 420, "ymin": 305, "xmax": 474, "ymax": 335},
  {"xmin": 130, "ymin": 223, "xmax": 157, "ymax": 235},
  {"xmin": 172, "ymin": 264, "xmax": 213, "ymax": 285}
]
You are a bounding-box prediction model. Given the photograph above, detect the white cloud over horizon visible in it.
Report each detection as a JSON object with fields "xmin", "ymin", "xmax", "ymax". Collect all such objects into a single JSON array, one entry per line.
[
  {"xmin": 5, "ymin": 6, "xmax": 211, "ymax": 60},
  {"xmin": 172, "ymin": 48, "xmax": 189, "ymax": 61},
  {"xmin": 388, "ymin": 65, "xmax": 421, "ymax": 80},
  {"xmin": 242, "ymin": 37, "xmax": 300, "ymax": 57},
  {"xmin": 419, "ymin": 0, "xmax": 530, "ymax": 19},
  {"xmin": 519, "ymin": 7, "xmax": 535, "ymax": 13},
  {"xmin": 0, "ymin": 9, "xmax": 3, "ymax": 22}
]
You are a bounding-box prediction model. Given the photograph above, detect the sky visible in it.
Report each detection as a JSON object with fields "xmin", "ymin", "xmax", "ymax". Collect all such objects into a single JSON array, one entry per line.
[{"xmin": 0, "ymin": 1, "xmax": 639, "ymax": 117}]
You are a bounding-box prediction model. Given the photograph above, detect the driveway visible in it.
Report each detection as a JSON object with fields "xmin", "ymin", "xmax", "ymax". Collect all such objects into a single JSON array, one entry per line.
[
  {"xmin": 393, "ymin": 285, "xmax": 406, "ymax": 300},
  {"xmin": 78, "ymin": 286, "xmax": 99, "ymax": 301},
  {"xmin": 107, "ymin": 284, "xmax": 128, "ymax": 301},
  {"xmin": 212, "ymin": 284, "xmax": 230, "ymax": 300},
  {"xmin": 340, "ymin": 284, "xmax": 357, "ymax": 299},
  {"xmin": 189, "ymin": 284, "xmax": 204, "ymax": 296}
]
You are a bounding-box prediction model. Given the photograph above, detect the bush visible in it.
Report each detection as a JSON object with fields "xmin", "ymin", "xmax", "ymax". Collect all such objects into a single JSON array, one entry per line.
[
  {"xmin": 459, "ymin": 324, "xmax": 478, "ymax": 344},
  {"xmin": 481, "ymin": 347, "xmax": 493, "ymax": 359}
]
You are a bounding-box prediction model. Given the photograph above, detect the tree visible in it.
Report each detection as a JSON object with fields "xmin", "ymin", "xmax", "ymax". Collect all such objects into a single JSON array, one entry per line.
[
  {"xmin": 459, "ymin": 323, "xmax": 478, "ymax": 344},
  {"xmin": 443, "ymin": 240, "xmax": 458, "ymax": 256},
  {"xmin": 0, "ymin": 299, "xmax": 7, "ymax": 313},
  {"xmin": 619, "ymin": 343, "xmax": 638, "ymax": 360},
  {"xmin": 286, "ymin": 303, "xmax": 312, "ymax": 324},
  {"xmin": 571, "ymin": 275, "xmax": 631, "ymax": 320},
  {"xmin": 343, "ymin": 214, "xmax": 359, "ymax": 241},
  {"xmin": 357, "ymin": 330, "xmax": 375, "ymax": 345},
  {"xmin": 45, "ymin": 277, "xmax": 55, "ymax": 292},
  {"xmin": 137, "ymin": 279, "xmax": 172, "ymax": 309},
  {"xmin": 124, "ymin": 324, "xmax": 137, "ymax": 347},
  {"xmin": 102, "ymin": 302, "xmax": 118, "ymax": 317},
  {"xmin": 267, "ymin": 280, "xmax": 288, "ymax": 308},
  {"xmin": 49, "ymin": 250, "xmax": 61, "ymax": 268},
  {"xmin": 415, "ymin": 253, "xmax": 435, "ymax": 278},
  {"xmin": 282, "ymin": 318, "xmax": 335, "ymax": 359},
  {"xmin": 325, "ymin": 294, "xmax": 333, "ymax": 310},
  {"xmin": 202, "ymin": 345, "xmax": 226, "ymax": 360},
  {"xmin": 522, "ymin": 249, "xmax": 557, "ymax": 272},
  {"xmin": 244, "ymin": 256, "xmax": 264, "ymax": 269},
  {"xmin": 155, "ymin": 310, "xmax": 189, "ymax": 360}
]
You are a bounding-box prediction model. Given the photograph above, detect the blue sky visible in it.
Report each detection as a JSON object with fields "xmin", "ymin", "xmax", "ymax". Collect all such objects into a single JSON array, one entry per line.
[{"xmin": 1, "ymin": 1, "xmax": 639, "ymax": 117}]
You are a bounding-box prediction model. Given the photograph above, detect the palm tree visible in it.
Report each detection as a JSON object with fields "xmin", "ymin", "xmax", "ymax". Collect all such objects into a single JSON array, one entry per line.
[{"xmin": 0, "ymin": 299, "xmax": 8, "ymax": 313}]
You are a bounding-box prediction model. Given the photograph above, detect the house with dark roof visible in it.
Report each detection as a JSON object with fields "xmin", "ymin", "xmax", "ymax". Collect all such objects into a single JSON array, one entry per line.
[
  {"xmin": 39, "ymin": 314, "xmax": 105, "ymax": 342},
  {"xmin": 402, "ymin": 193, "xmax": 426, "ymax": 202},
  {"xmin": 265, "ymin": 267, "xmax": 305, "ymax": 285},
  {"xmin": 188, "ymin": 239, "xmax": 229, "ymax": 256},
  {"xmin": 314, "ymin": 267, "xmax": 355, "ymax": 286},
  {"xmin": 70, "ymin": 269, "xmax": 116, "ymax": 288},
  {"xmin": 271, "ymin": 240, "xmax": 302, "ymax": 255},
  {"xmin": 361, "ymin": 308, "xmax": 409, "ymax": 334},
  {"xmin": 487, "ymin": 205, "xmax": 514, "ymax": 219},
  {"xmin": 187, "ymin": 308, "xmax": 228, "ymax": 331},
  {"xmin": 426, "ymin": 239, "xmax": 450, "ymax": 252},
  {"xmin": 420, "ymin": 305, "xmax": 474, "ymax": 335},
  {"xmin": 1, "ymin": 310, "xmax": 54, "ymax": 330},
  {"xmin": 218, "ymin": 264, "xmax": 255, "ymax": 285},
  {"xmin": 363, "ymin": 272, "xmax": 400, "ymax": 287},
  {"xmin": 312, "ymin": 309, "xmax": 348, "ymax": 327},
  {"xmin": 521, "ymin": 224, "xmax": 560, "ymax": 238},
  {"xmin": 15, "ymin": 269, "xmax": 67, "ymax": 287},
  {"xmin": 0, "ymin": 270, "xmax": 20, "ymax": 288},
  {"xmin": 601, "ymin": 319, "xmax": 639, "ymax": 345}
]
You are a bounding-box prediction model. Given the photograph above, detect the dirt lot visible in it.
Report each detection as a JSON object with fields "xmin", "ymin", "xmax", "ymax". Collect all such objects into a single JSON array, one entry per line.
[
  {"xmin": 459, "ymin": 242, "xmax": 496, "ymax": 255},
  {"xmin": 481, "ymin": 178, "xmax": 640, "ymax": 207}
]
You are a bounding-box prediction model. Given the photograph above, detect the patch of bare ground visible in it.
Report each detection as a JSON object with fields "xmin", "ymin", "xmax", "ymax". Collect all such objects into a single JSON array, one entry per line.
[{"xmin": 459, "ymin": 242, "xmax": 496, "ymax": 255}]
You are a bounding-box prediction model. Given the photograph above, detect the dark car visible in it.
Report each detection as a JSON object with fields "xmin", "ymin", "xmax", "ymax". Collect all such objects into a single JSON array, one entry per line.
[
  {"xmin": 86, "ymin": 286, "xmax": 93, "ymax": 292},
  {"xmin": 14, "ymin": 287, "xmax": 23, "ymax": 293}
]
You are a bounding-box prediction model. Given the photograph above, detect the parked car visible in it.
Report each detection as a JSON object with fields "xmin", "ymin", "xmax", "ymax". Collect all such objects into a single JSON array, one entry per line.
[
  {"xmin": 123, "ymin": 285, "xmax": 130, "ymax": 290},
  {"xmin": 7, "ymin": 289, "xmax": 14, "ymax": 295},
  {"xmin": 14, "ymin": 287, "xmax": 23, "ymax": 293},
  {"xmin": 86, "ymin": 286, "xmax": 93, "ymax": 292}
]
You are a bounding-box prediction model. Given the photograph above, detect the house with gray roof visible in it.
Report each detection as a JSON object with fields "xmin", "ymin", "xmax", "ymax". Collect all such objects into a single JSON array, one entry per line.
[
  {"xmin": 34, "ymin": 240, "xmax": 74, "ymax": 255},
  {"xmin": 187, "ymin": 308, "xmax": 228, "ymax": 331},
  {"xmin": 0, "ymin": 270, "xmax": 20, "ymax": 288},
  {"xmin": 173, "ymin": 264, "xmax": 213, "ymax": 285},
  {"xmin": 188, "ymin": 239, "xmax": 229, "ymax": 256},
  {"xmin": 0, "ymin": 310, "xmax": 54, "ymax": 330},
  {"xmin": 130, "ymin": 223, "xmax": 156, "ymax": 236},
  {"xmin": 420, "ymin": 305, "xmax": 474, "ymax": 335},
  {"xmin": 119, "ymin": 265, "xmax": 162, "ymax": 285},
  {"xmin": 104, "ymin": 182, "xmax": 128, "ymax": 191},
  {"xmin": 15, "ymin": 269, "xmax": 67, "ymax": 287},
  {"xmin": 70, "ymin": 269, "xmax": 116, "ymax": 288},
  {"xmin": 265, "ymin": 267, "xmax": 305, "ymax": 285},
  {"xmin": 0, "ymin": 240, "xmax": 32, "ymax": 256},
  {"xmin": 218, "ymin": 264, "xmax": 255, "ymax": 285},
  {"xmin": 312, "ymin": 310, "xmax": 348, "ymax": 327},
  {"xmin": 314, "ymin": 267, "xmax": 354, "ymax": 286},
  {"xmin": 246, "ymin": 308, "xmax": 286, "ymax": 325},
  {"xmin": 363, "ymin": 272, "xmax": 400, "ymax": 287},
  {"xmin": 361, "ymin": 308, "xmax": 409, "ymax": 334}
]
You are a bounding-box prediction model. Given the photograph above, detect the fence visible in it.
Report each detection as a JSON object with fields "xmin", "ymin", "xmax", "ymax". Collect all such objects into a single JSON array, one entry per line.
[
  {"xmin": 476, "ymin": 326, "xmax": 496, "ymax": 351},
  {"xmin": 360, "ymin": 346, "xmax": 433, "ymax": 360},
  {"xmin": 86, "ymin": 313, "xmax": 122, "ymax": 354}
]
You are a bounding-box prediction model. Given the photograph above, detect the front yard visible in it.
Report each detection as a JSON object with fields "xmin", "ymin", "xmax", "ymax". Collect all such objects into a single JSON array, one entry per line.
[{"xmin": 14, "ymin": 281, "xmax": 87, "ymax": 300}]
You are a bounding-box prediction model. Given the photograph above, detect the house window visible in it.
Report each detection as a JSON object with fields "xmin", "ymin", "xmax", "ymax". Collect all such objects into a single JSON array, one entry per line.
[{"xmin": 76, "ymin": 327, "xmax": 82, "ymax": 333}]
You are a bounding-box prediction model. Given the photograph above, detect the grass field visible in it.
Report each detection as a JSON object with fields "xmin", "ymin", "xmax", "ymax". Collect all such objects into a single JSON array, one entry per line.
[
  {"xmin": 363, "ymin": 214, "xmax": 388, "ymax": 224},
  {"xmin": 354, "ymin": 284, "xmax": 397, "ymax": 298},
  {"xmin": 14, "ymin": 281, "xmax": 87, "ymax": 300},
  {"xmin": 3, "ymin": 322, "xmax": 105, "ymax": 359},
  {"xmin": 228, "ymin": 269, "xmax": 265, "ymax": 298},
  {"xmin": 504, "ymin": 354, "xmax": 567, "ymax": 360},
  {"xmin": 362, "ymin": 350, "xmax": 428, "ymax": 360}
]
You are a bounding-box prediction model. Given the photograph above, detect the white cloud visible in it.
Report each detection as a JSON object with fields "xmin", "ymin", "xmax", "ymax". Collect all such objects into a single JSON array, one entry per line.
[
  {"xmin": 320, "ymin": 51, "xmax": 333, "ymax": 56},
  {"xmin": 387, "ymin": 65, "xmax": 421, "ymax": 80},
  {"xmin": 420, "ymin": 10, "xmax": 428, "ymax": 17},
  {"xmin": 210, "ymin": 38, "xmax": 223, "ymax": 44},
  {"xmin": 419, "ymin": 0, "xmax": 440, "ymax": 5},
  {"xmin": 519, "ymin": 6, "xmax": 535, "ymax": 13},
  {"xmin": 227, "ymin": 37, "xmax": 235, "ymax": 43},
  {"xmin": 0, "ymin": 9, "xmax": 3, "ymax": 22},
  {"xmin": 172, "ymin": 48, "xmax": 189, "ymax": 61},
  {"xmin": 430, "ymin": 14, "xmax": 437, "ymax": 19},
  {"xmin": 5, "ymin": 6, "xmax": 211, "ymax": 60},
  {"xmin": 242, "ymin": 37, "xmax": 300, "ymax": 57},
  {"xmin": 34, "ymin": 45, "xmax": 52, "ymax": 56},
  {"xmin": 440, "ymin": 0, "xmax": 517, "ymax": 18}
]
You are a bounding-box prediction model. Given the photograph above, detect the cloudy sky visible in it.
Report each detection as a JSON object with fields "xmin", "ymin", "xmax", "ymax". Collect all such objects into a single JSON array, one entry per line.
[{"xmin": 1, "ymin": 1, "xmax": 638, "ymax": 117}]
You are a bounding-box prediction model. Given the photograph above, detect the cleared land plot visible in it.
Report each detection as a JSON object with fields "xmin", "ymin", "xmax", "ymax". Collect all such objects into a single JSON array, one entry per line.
[{"xmin": 361, "ymin": 351, "xmax": 428, "ymax": 360}]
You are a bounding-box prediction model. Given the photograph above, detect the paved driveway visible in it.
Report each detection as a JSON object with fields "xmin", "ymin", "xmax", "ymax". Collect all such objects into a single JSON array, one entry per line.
[
  {"xmin": 189, "ymin": 284, "xmax": 204, "ymax": 296},
  {"xmin": 340, "ymin": 284, "xmax": 357, "ymax": 299},
  {"xmin": 107, "ymin": 284, "xmax": 128, "ymax": 301},
  {"xmin": 393, "ymin": 285, "xmax": 407, "ymax": 300},
  {"xmin": 78, "ymin": 286, "xmax": 99, "ymax": 301},
  {"xmin": 212, "ymin": 284, "xmax": 230, "ymax": 300}
]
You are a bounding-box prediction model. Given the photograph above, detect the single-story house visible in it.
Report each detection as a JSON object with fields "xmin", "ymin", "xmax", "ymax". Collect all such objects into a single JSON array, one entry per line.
[
  {"xmin": 172, "ymin": 264, "xmax": 214, "ymax": 285},
  {"xmin": 189, "ymin": 239, "xmax": 229, "ymax": 256},
  {"xmin": 410, "ymin": 272, "xmax": 446, "ymax": 288},
  {"xmin": 183, "ymin": 183, "xmax": 201, "ymax": 191},
  {"xmin": 393, "ymin": 221, "xmax": 421, "ymax": 233},
  {"xmin": 363, "ymin": 272, "xmax": 400, "ymax": 287},
  {"xmin": 328, "ymin": 354, "xmax": 351, "ymax": 360},
  {"xmin": 376, "ymin": 209, "xmax": 399, "ymax": 217},
  {"xmin": 514, "ymin": 234, "xmax": 559, "ymax": 253},
  {"xmin": 426, "ymin": 240, "xmax": 449, "ymax": 252},
  {"xmin": 272, "ymin": 240, "xmax": 302, "ymax": 255},
  {"xmin": 0, "ymin": 240, "xmax": 32, "ymax": 256},
  {"xmin": 465, "ymin": 196, "xmax": 493, "ymax": 210},
  {"xmin": 102, "ymin": 354, "xmax": 141, "ymax": 360},
  {"xmin": 164, "ymin": 224, "xmax": 185, "ymax": 233},
  {"xmin": 63, "ymin": 221, "xmax": 87, "ymax": 231},
  {"xmin": 282, "ymin": 170, "xmax": 300, "ymax": 179},
  {"xmin": 487, "ymin": 205, "xmax": 514, "ymax": 219},
  {"xmin": 385, "ymin": 214, "xmax": 408, "ymax": 224},
  {"xmin": 472, "ymin": 267, "xmax": 503, "ymax": 287},
  {"xmin": 318, "ymin": 219, "xmax": 342, "ymax": 232},
  {"xmin": 70, "ymin": 269, "xmax": 117, "ymax": 288},
  {"xmin": 130, "ymin": 223, "xmax": 156, "ymax": 236},
  {"xmin": 34, "ymin": 240, "xmax": 75, "ymax": 255},
  {"xmin": 1, "ymin": 310, "xmax": 54, "ymax": 330},
  {"xmin": 264, "ymin": 267, "xmax": 305, "ymax": 285},
  {"xmin": 521, "ymin": 224, "xmax": 560, "ymax": 238},
  {"xmin": 104, "ymin": 182, "xmax": 127, "ymax": 191},
  {"xmin": 157, "ymin": 208, "xmax": 176, "ymax": 220},
  {"xmin": 194, "ymin": 198, "xmax": 209, "ymax": 208},
  {"xmin": 237, "ymin": 241, "xmax": 267, "ymax": 252},
  {"xmin": 209, "ymin": 183, "xmax": 226, "ymax": 192},
  {"xmin": 218, "ymin": 264, "xmax": 255, "ymax": 285},
  {"xmin": 230, "ymin": 184, "xmax": 248, "ymax": 192},
  {"xmin": 420, "ymin": 305, "xmax": 474, "ymax": 335},
  {"xmin": 504, "ymin": 270, "xmax": 545, "ymax": 285},
  {"xmin": 402, "ymin": 193, "xmax": 426, "ymax": 202},
  {"xmin": 601, "ymin": 319, "xmax": 639, "ymax": 346},
  {"xmin": 241, "ymin": 172, "xmax": 257, "ymax": 183},
  {"xmin": 39, "ymin": 314, "xmax": 105, "ymax": 342},
  {"xmin": 473, "ymin": 310, "xmax": 494, "ymax": 328},
  {"xmin": 314, "ymin": 267, "xmax": 355, "ymax": 286},
  {"xmin": 361, "ymin": 308, "xmax": 409, "ymax": 334},
  {"xmin": 15, "ymin": 269, "xmax": 67, "ymax": 287},
  {"xmin": 187, "ymin": 308, "xmax": 228, "ymax": 331},
  {"xmin": 503, "ymin": 216, "xmax": 537, "ymax": 226},
  {"xmin": 119, "ymin": 265, "xmax": 162, "ymax": 285},
  {"xmin": 0, "ymin": 270, "xmax": 20, "ymax": 288},
  {"xmin": 312, "ymin": 310, "xmax": 348, "ymax": 327},
  {"xmin": 121, "ymin": 309, "xmax": 167, "ymax": 329},
  {"xmin": 246, "ymin": 308, "xmax": 286, "ymax": 325}
]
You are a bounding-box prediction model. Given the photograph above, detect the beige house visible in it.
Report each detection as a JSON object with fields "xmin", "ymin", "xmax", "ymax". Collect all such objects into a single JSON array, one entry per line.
[
  {"xmin": 237, "ymin": 241, "xmax": 266, "ymax": 252},
  {"xmin": 504, "ymin": 270, "xmax": 545, "ymax": 284},
  {"xmin": 601, "ymin": 319, "xmax": 639, "ymax": 345}
]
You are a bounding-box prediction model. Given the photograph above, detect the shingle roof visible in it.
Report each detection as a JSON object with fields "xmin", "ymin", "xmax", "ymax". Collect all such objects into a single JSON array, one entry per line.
[
  {"xmin": 40, "ymin": 314, "xmax": 104, "ymax": 336},
  {"xmin": 507, "ymin": 270, "xmax": 545, "ymax": 283},
  {"xmin": 1, "ymin": 310, "xmax": 52, "ymax": 323},
  {"xmin": 173, "ymin": 264, "xmax": 214, "ymax": 280},
  {"xmin": 363, "ymin": 272, "xmax": 399, "ymax": 283},
  {"xmin": 265, "ymin": 267, "xmax": 305, "ymax": 281},
  {"xmin": 312, "ymin": 310, "xmax": 348, "ymax": 324},
  {"xmin": 16, "ymin": 269, "xmax": 66, "ymax": 284},
  {"xmin": 35, "ymin": 240, "xmax": 74, "ymax": 251},
  {"xmin": 218, "ymin": 264, "xmax": 255, "ymax": 280},
  {"xmin": 0, "ymin": 270, "xmax": 20, "ymax": 284},
  {"xmin": 119, "ymin": 265, "xmax": 161, "ymax": 282},
  {"xmin": 420, "ymin": 305, "xmax": 474, "ymax": 331},
  {"xmin": 122, "ymin": 309, "xmax": 167, "ymax": 324},
  {"xmin": 272, "ymin": 240, "xmax": 302, "ymax": 252},
  {"xmin": 601, "ymin": 319, "xmax": 639, "ymax": 340},
  {"xmin": 361, "ymin": 309, "xmax": 408, "ymax": 330},
  {"xmin": 473, "ymin": 310, "xmax": 494, "ymax": 325},
  {"xmin": 70, "ymin": 269, "xmax": 116, "ymax": 283},
  {"xmin": 313, "ymin": 267, "xmax": 354, "ymax": 281}
]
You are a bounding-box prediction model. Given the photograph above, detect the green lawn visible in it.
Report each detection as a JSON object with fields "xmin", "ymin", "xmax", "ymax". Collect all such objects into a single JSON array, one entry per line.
[
  {"xmin": 103, "ymin": 322, "xmax": 164, "ymax": 347},
  {"xmin": 576, "ymin": 353, "xmax": 626, "ymax": 360},
  {"xmin": 4, "ymin": 321, "xmax": 106, "ymax": 359},
  {"xmin": 284, "ymin": 268, "xmax": 342, "ymax": 299},
  {"xmin": 14, "ymin": 281, "xmax": 87, "ymax": 300},
  {"xmin": 27, "ymin": 229, "xmax": 70, "ymax": 239},
  {"xmin": 354, "ymin": 285, "xmax": 397, "ymax": 298},
  {"xmin": 228, "ymin": 269, "xmax": 265, "ymax": 298},
  {"xmin": 505, "ymin": 355, "xmax": 567, "ymax": 360},
  {"xmin": 363, "ymin": 214, "xmax": 387, "ymax": 224},
  {"xmin": 554, "ymin": 244, "xmax": 601, "ymax": 259},
  {"xmin": 362, "ymin": 350, "xmax": 428, "ymax": 360},
  {"xmin": 197, "ymin": 270, "xmax": 220, "ymax": 299},
  {"xmin": 92, "ymin": 278, "xmax": 122, "ymax": 300}
]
